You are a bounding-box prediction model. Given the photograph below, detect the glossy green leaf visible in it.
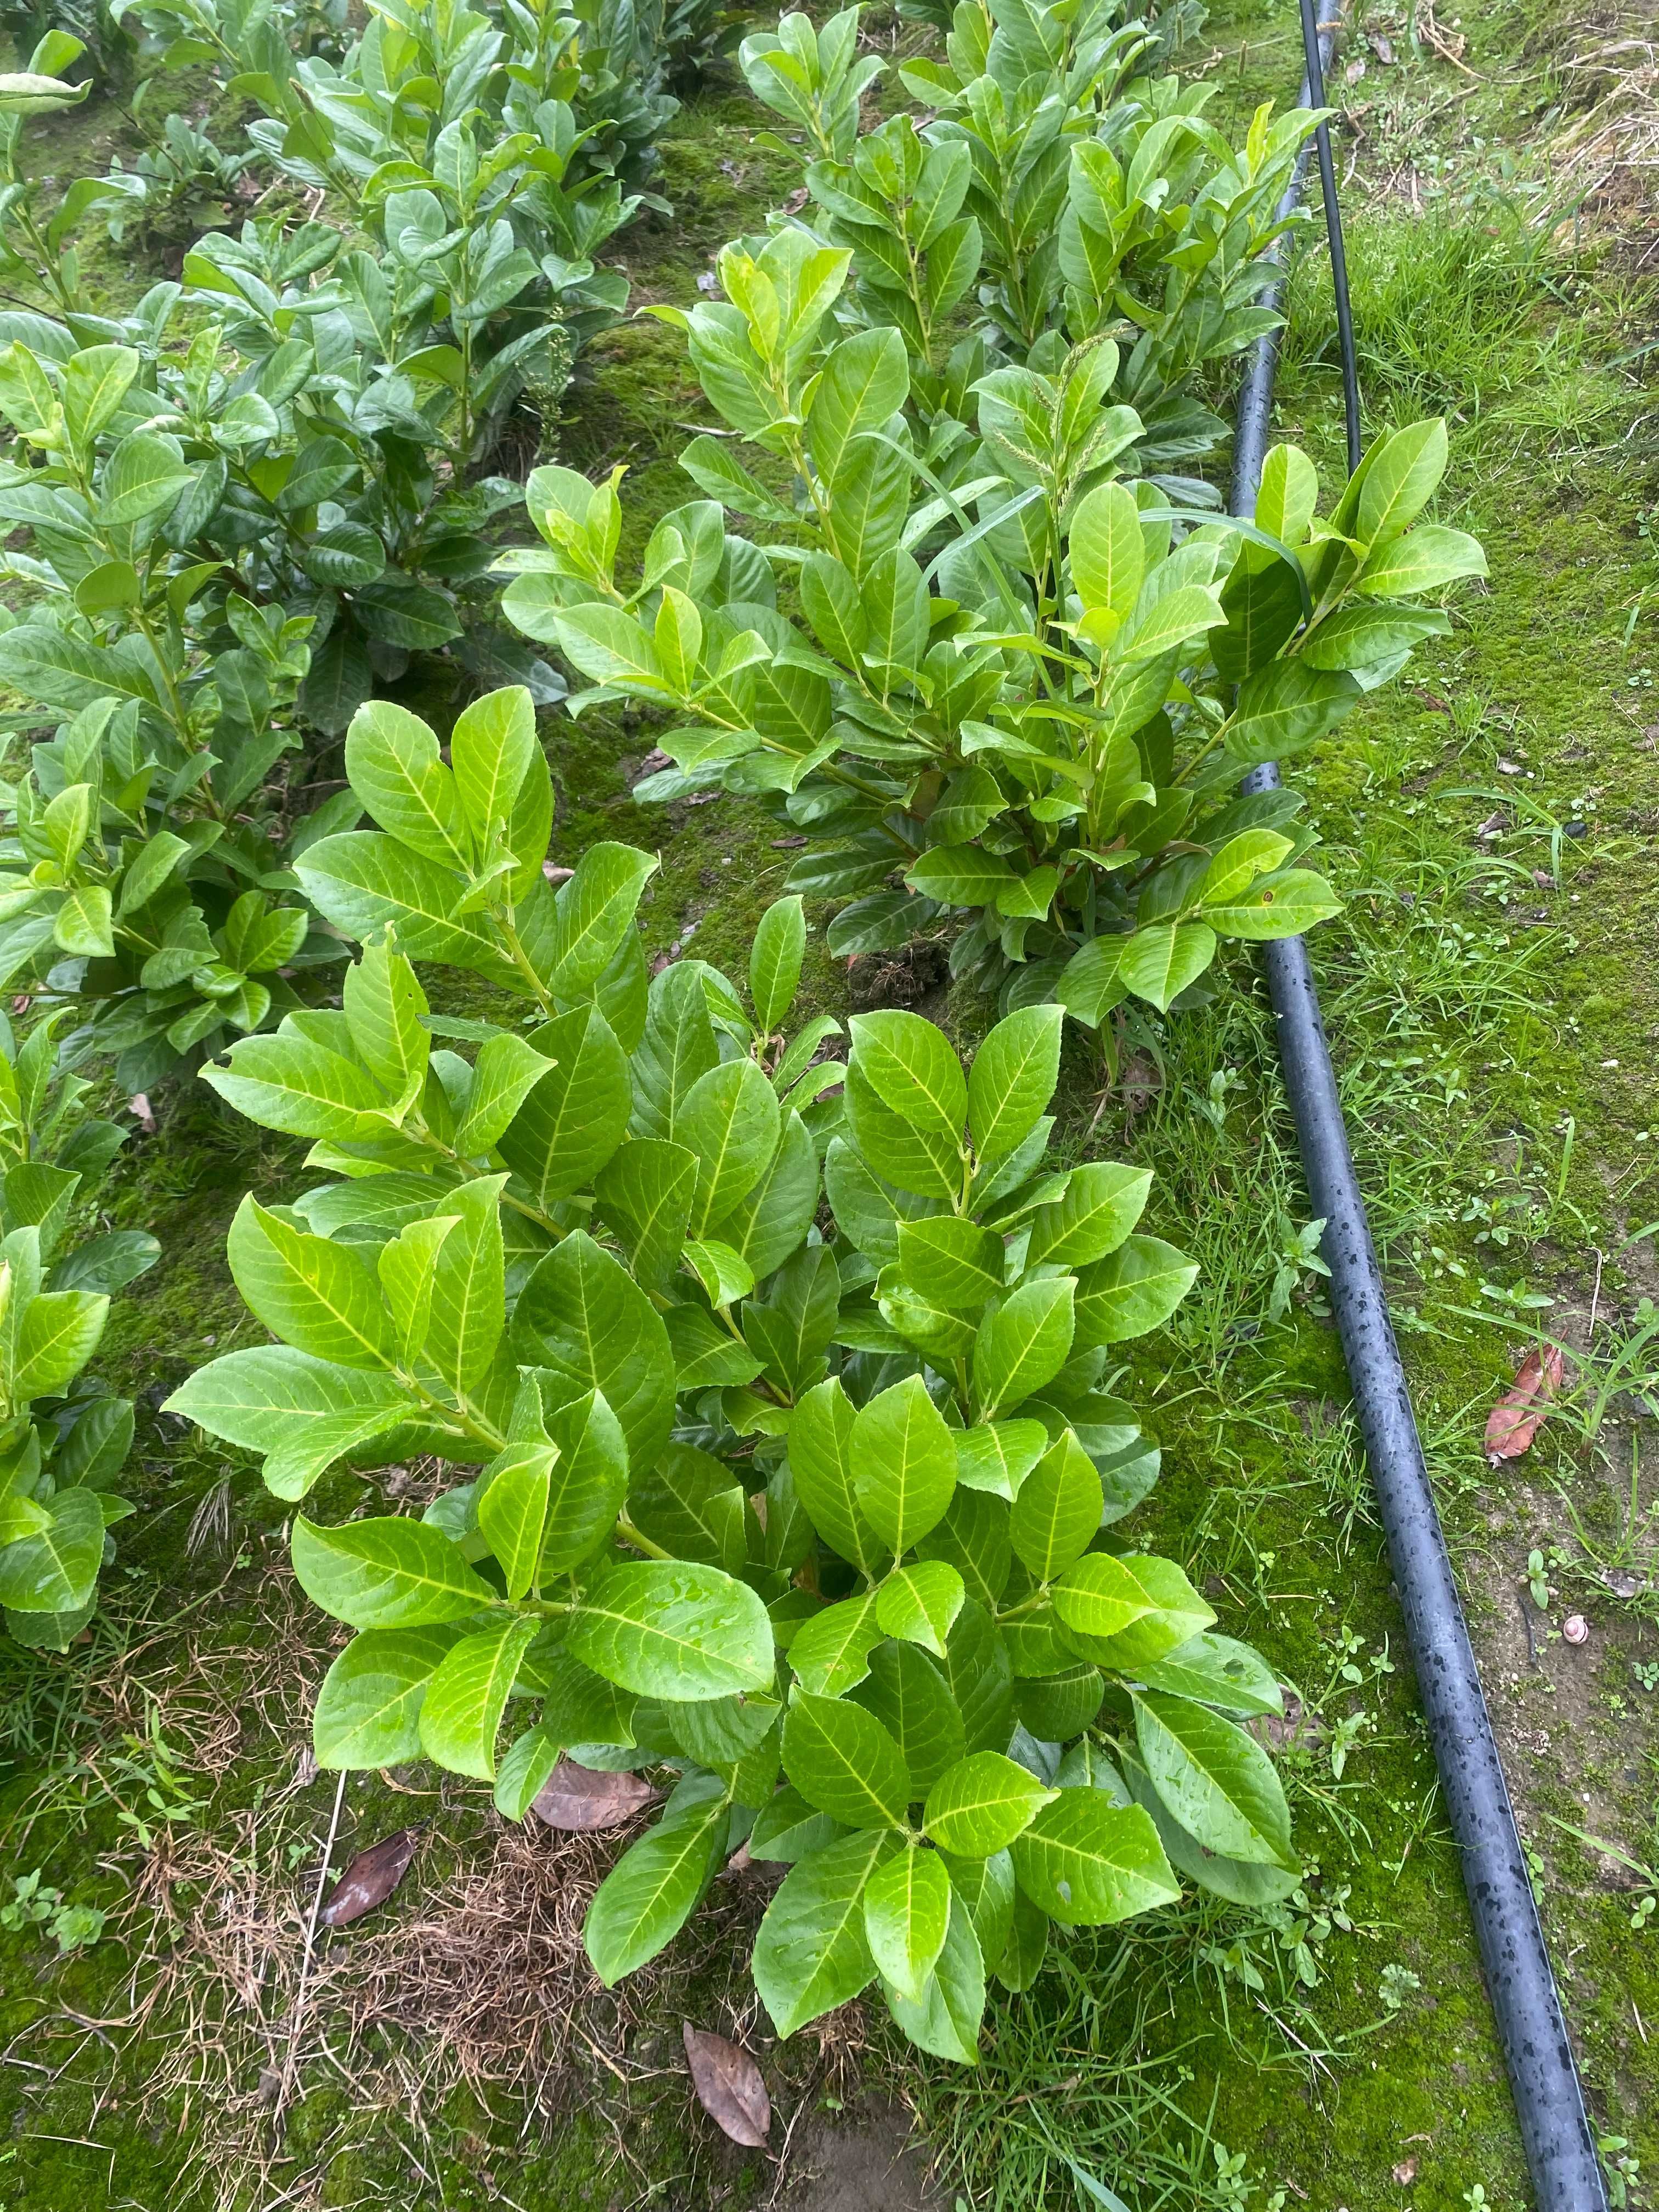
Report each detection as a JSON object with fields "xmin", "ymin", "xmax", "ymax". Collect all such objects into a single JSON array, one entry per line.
[
  {"xmin": 313, "ymin": 1626, "xmax": 456, "ymax": 1767},
  {"xmin": 1132, "ymin": 1690, "xmax": 1294, "ymax": 1867},
  {"xmin": 967, "ymin": 1004, "xmax": 1062, "ymax": 1164},
  {"xmin": 863, "ymin": 1844, "xmax": 950, "ymax": 2004},
  {"xmin": 973, "ymin": 1278, "xmax": 1075, "ymax": 1417},
  {"xmin": 787, "ymin": 1590, "xmax": 884, "ymax": 1697},
  {"xmin": 750, "ymin": 894, "xmax": 806, "ymax": 1030},
  {"xmin": 788, "ymin": 1378, "xmax": 887, "ymax": 1576},
  {"xmin": 1009, "ymin": 1429, "xmax": 1103, "ymax": 1582},
  {"xmin": 568, "ymin": 1560, "xmax": 773, "ymax": 1697},
  {"xmin": 512, "ymin": 1232, "xmax": 675, "ymax": 1476},
  {"xmin": 291, "ymin": 1513, "xmax": 495, "ymax": 1628},
  {"xmin": 419, "ymin": 1613, "xmax": 541, "ymax": 1779},
  {"xmin": 752, "ymin": 1827, "xmax": 893, "ymax": 2037},
  {"xmin": 1025, "ymin": 1163, "xmax": 1150, "ymax": 1268},
  {"xmin": 1009, "ymin": 1788, "xmax": 1179, "ymax": 1925},
  {"xmin": 924, "ymin": 1751, "xmax": 1057, "ymax": 1857},
  {"xmin": 882, "ymin": 1887, "xmax": 985, "ymax": 2063},
  {"xmin": 851, "ymin": 1373, "xmax": 957, "ymax": 1553},
  {"xmin": 584, "ymin": 1772, "xmax": 730, "ymax": 1984},
  {"xmin": 876, "ymin": 1560, "xmax": 965, "ymax": 1657},
  {"xmin": 1072, "ymin": 1235, "xmax": 1199, "ymax": 1348},
  {"xmin": 783, "ymin": 1688, "xmax": 911, "ymax": 1827},
  {"xmin": 227, "ymin": 1195, "xmax": 394, "ymax": 1371},
  {"xmin": 952, "ymin": 1420, "xmax": 1048, "ymax": 1501}
]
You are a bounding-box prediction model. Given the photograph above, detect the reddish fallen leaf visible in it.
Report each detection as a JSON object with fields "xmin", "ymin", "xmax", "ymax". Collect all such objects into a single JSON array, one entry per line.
[
  {"xmin": 319, "ymin": 1827, "xmax": 420, "ymax": 1926},
  {"xmin": 532, "ymin": 1760, "xmax": 656, "ymax": 1831},
  {"xmin": 1485, "ymin": 1345, "xmax": 1565, "ymax": 1461},
  {"xmin": 682, "ymin": 2022, "xmax": 770, "ymax": 2147},
  {"xmin": 128, "ymin": 1092, "xmax": 156, "ymax": 1135},
  {"xmin": 1392, "ymin": 2157, "xmax": 1418, "ymax": 2185}
]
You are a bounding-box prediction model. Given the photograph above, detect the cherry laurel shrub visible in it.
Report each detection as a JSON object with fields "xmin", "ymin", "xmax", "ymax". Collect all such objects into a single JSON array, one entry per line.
[
  {"xmin": 167, "ymin": 685, "xmax": 1297, "ymax": 2058},
  {"xmin": 0, "ymin": 1008, "xmax": 158, "ymax": 1647},
  {"xmin": 500, "ymin": 247, "xmax": 1486, "ymax": 1021}
]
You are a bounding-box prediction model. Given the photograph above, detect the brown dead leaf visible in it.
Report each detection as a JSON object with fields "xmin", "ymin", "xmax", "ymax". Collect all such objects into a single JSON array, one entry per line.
[
  {"xmin": 128, "ymin": 1092, "xmax": 156, "ymax": 1134},
  {"xmin": 10, "ymin": 994, "xmax": 30, "ymax": 1015},
  {"xmin": 319, "ymin": 1827, "xmax": 420, "ymax": 1927},
  {"xmin": 541, "ymin": 862, "xmax": 574, "ymax": 886},
  {"xmin": 1474, "ymin": 811, "xmax": 1508, "ymax": 840},
  {"xmin": 1367, "ymin": 30, "xmax": 1395, "ymax": 61},
  {"xmin": 1392, "ymin": 2158, "xmax": 1418, "ymax": 2185},
  {"xmin": 682, "ymin": 2022, "xmax": 771, "ymax": 2147},
  {"xmin": 531, "ymin": 1760, "xmax": 657, "ymax": 1831},
  {"xmin": 1485, "ymin": 1344, "xmax": 1565, "ymax": 1462}
]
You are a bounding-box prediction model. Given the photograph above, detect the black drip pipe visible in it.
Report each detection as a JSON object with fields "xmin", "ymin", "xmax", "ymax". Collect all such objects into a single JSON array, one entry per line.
[{"xmin": 1228, "ymin": 13, "xmax": 1612, "ymax": 2209}]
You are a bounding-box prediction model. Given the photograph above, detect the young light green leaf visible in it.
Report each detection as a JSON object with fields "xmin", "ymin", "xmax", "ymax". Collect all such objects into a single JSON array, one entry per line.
[
  {"xmin": 538, "ymin": 1386, "xmax": 629, "ymax": 1573},
  {"xmin": 342, "ymin": 939, "xmax": 430, "ymax": 1096},
  {"xmin": 851, "ymin": 1373, "xmax": 957, "ymax": 1553},
  {"xmin": 788, "ymin": 1378, "xmax": 887, "ymax": 1576},
  {"xmin": 849, "ymin": 1011, "xmax": 966, "ymax": 1146},
  {"xmin": 313, "ymin": 1626, "xmax": 456, "ymax": 1768},
  {"xmin": 376, "ymin": 1214, "xmax": 459, "ymax": 1367},
  {"xmin": 967, "ymin": 1003, "xmax": 1062, "ymax": 1165},
  {"xmin": 882, "ymin": 1887, "xmax": 986, "ymax": 2064},
  {"xmin": 750, "ymin": 895, "xmax": 806, "ymax": 1031},
  {"xmin": 476, "ymin": 1443, "xmax": 553, "ymax": 1600},
  {"xmin": 419, "ymin": 1614, "xmax": 541, "ymax": 1779},
  {"xmin": 549, "ymin": 842, "xmax": 659, "ymax": 997},
  {"xmin": 680, "ymin": 1055, "xmax": 781, "ymax": 1237},
  {"xmin": 163, "ymin": 1347, "xmax": 415, "ymax": 1500},
  {"xmin": 952, "ymin": 1420, "xmax": 1048, "ymax": 1501},
  {"xmin": 1008, "ymin": 1429, "xmax": 1103, "ymax": 1582},
  {"xmin": 924, "ymin": 1752, "xmax": 1058, "ymax": 1858},
  {"xmin": 972, "ymin": 1278, "xmax": 1075, "ymax": 1416},
  {"xmin": 1058, "ymin": 1554, "xmax": 1215, "ymax": 1669},
  {"xmin": 875, "ymin": 1560, "xmax": 965, "ymax": 1657},
  {"xmin": 450, "ymin": 684, "xmax": 537, "ymax": 854},
  {"xmin": 1025, "ymin": 1163, "xmax": 1151, "ymax": 1268},
  {"xmin": 863, "ymin": 1844, "xmax": 951, "ymax": 2005},
  {"xmin": 499, "ymin": 1004, "xmax": 633, "ymax": 1210},
  {"xmin": 1137, "ymin": 1632, "xmax": 1284, "ymax": 1717},
  {"xmin": 1073, "ymin": 1235, "xmax": 1199, "ymax": 1347},
  {"xmin": 787, "ymin": 1590, "xmax": 884, "ymax": 1698},
  {"xmin": 1116, "ymin": 922, "xmax": 1217, "ymax": 1013},
  {"xmin": 227, "ymin": 1195, "xmax": 395, "ymax": 1371}
]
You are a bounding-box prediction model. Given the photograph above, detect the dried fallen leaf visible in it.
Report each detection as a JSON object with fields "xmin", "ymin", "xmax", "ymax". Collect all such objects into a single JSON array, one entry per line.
[
  {"xmin": 1367, "ymin": 30, "xmax": 1395, "ymax": 61},
  {"xmin": 128, "ymin": 1091, "xmax": 156, "ymax": 1134},
  {"xmin": 532, "ymin": 1760, "xmax": 657, "ymax": 1831},
  {"xmin": 1485, "ymin": 1344, "xmax": 1565, "ymax": 1461},
  {"xmin": 11, "ymin": 994, "xmax": 30, "ymax": 1015},
  {"xmin": 319, "ymin": 1827, "xmax": 420, "ymax": 1926},
  {"xmin": 541, "ymin": 861, "xmax": 575, "ymax": 887},
  {"xmin": 1392, "ymin": 2159, "xmax": 1418, "ymax": 2186},
  {"xmin": 682, "ymin": 2022, "xmax": 771, "ymax": 2147},
  {"xmin": 1474, "ymin": 810, "xmax": 1508, "ymax": 840}
]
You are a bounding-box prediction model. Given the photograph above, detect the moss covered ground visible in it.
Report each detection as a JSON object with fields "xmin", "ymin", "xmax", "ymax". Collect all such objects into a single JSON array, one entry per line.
[{"xmin": 2, "ymin": 1, "xmax": 1657, "ymax": 2207}]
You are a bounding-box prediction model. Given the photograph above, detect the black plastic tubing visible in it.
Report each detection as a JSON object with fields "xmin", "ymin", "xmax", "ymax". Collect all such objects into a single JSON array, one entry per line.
[{"xmin": 1227, "ymin": 15, "xmax": 1611, "ymax": 2208}]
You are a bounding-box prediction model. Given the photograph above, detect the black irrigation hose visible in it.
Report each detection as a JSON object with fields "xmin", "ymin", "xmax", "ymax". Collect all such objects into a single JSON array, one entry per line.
[{"xmin": 1227, "ymin": 12, "xmax": 1612, "ymax": 2209}]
